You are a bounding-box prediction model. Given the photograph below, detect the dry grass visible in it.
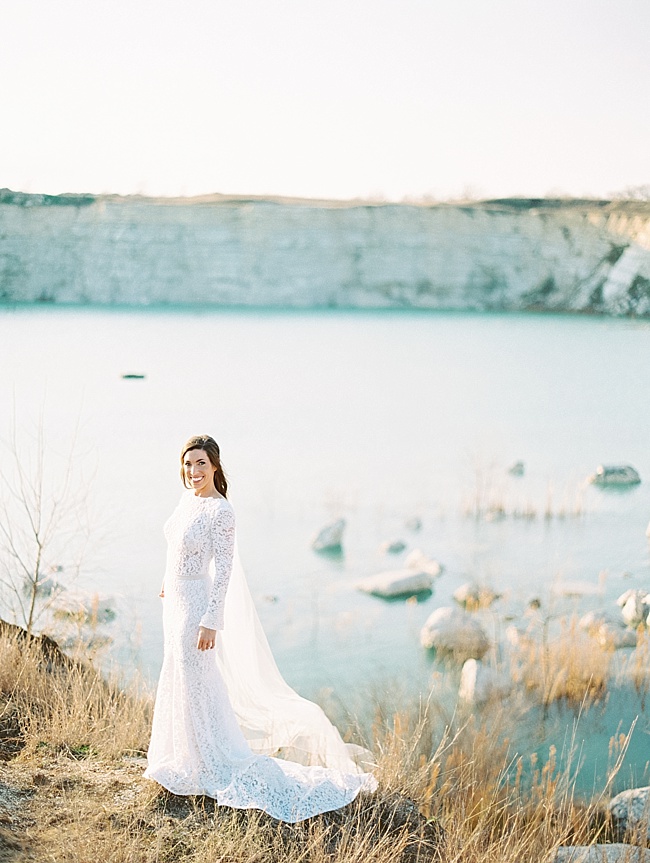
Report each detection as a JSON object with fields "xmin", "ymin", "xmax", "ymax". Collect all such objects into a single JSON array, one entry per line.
[
  {"xmin": 462, "ymin": 462, "xmax": 587, "ymax": 522},
  {"xmin": 506, "ymin": 614, "xmax": 650, "ymax": 711},
  {"xmin": 626, "ymin": 628, "xmax": 650, "ymax": 697},
  {"xmin": 509, "ymin": 617, "xmax": 615, "ymax": 708},
  {"xmin": 0, "ymin": 624, "xmax": 151, "ymax": 761},
  {"xmin": 0, "ymin": 623, "xmax": 641, "ymax": 862}
]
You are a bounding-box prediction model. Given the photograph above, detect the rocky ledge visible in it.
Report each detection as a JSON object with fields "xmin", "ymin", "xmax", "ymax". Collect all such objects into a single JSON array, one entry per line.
[{"xmin": 0, "ymin": 191, "xmax": 649, "ymax": 314}]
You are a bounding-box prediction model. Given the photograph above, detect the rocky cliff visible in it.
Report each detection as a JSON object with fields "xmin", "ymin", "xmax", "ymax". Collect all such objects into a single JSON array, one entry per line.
[{"xmin": 1, "ymin": 189, "xmax": 649, "ymax": 314}]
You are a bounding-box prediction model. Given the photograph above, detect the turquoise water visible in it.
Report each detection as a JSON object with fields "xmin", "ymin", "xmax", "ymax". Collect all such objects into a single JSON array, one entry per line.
[{"xmin": 1, "ymin": 306, "xmax": 649, "ymax": 789}]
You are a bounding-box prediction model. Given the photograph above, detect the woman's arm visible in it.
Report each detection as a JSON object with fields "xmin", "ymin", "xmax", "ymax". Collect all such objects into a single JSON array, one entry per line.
[{"xmin": 199, "ymin": 504, "xmax": 236, "ymax": 632}]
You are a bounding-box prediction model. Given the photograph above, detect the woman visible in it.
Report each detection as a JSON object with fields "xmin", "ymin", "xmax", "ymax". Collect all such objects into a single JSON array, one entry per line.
[{"xmin": 144, "ymin": 435, "xmax": 377, "ymax": 822}]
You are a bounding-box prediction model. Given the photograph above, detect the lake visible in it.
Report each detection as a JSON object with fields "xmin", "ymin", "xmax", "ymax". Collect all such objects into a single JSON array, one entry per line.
[{"xmin": 1, "ymin": 306, "xmax": 649, "ymax": 790}]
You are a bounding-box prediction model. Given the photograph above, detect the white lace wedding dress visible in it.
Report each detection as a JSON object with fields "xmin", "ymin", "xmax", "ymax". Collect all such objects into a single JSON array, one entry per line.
[{"xmin": 144, "ymin": 492, "xmax": 377, "ymax": 822}]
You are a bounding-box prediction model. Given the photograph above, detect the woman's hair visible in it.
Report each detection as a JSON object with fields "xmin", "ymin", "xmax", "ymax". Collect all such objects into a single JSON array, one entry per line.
[{"xmin": 180, "ymin": 435, "xmax": 228, "ymax": 498}]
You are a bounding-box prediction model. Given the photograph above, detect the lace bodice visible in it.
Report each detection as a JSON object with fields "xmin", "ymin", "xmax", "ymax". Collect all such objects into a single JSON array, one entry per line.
[{"xmin": 163, "ymin": 492, "xmax": 235, "ymax": 630}]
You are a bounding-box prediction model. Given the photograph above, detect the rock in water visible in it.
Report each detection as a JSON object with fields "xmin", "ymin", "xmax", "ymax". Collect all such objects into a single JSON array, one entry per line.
[
  {"xmin": 609, "ymin": 786, "xmax": 650, "ymax": 842},
  {"xmin": 458, "ymin": 658, "xmax": 511, "ymax": 704},
  {"xmin": 420, "ymin": 607, "xmax": 490, "ymax": 661},
  {"xmin": 379, "ymin": 539, "xmax": 407, "ymax": 554},
  {"xmin": 357, "ymin": 569, "xmax": 433, "ymax": 599},
  {"xmin": 555, "ymin": 845, "xmax": 650, "ymax": 862},
  {"xmin": 617, "ymin": 590, "xmax": 650, "ymax": 628},
  {"xmin": 588, "ymin": 464, "xmax": 641, "ymax": 486},
  {"xmin": 578, "ymin": 611, "xmax": 637, "ymax": 649},
  {"xmin": 312, "ymin": 518, "xmax": 346, "ymax": 552},
  {"xmin": 404, "ymin": 549, "xmax": 443, "ymax": 578}
]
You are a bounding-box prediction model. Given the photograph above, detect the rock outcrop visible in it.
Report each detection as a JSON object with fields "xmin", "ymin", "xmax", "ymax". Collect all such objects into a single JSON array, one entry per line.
[
  {"xmin": 609, "ymin": 786, "xmax": 650, "ymax": 842},
  {"xmin": 554, "ymin": 846, "xmax": 650, "ymax": 862},
  {"xmin": 1, "ymin": 190, "xmax": 649, "ymax": 314},
  {"xmin": 420, "ymin": 607, "xmax": 491, "ymax": 661}
]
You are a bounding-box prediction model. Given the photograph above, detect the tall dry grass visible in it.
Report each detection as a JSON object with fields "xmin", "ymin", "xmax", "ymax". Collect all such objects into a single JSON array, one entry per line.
[
  {"xmin": 0, "ymin": 623, "xmax": 151, "ymax": 760},
  {"xmin": 509, "ymin": 616, "xmax": 615, "ymax": 708},
  {"xmin": 0, "ymin": 623, "xmax": 639, "ymax": 862}
]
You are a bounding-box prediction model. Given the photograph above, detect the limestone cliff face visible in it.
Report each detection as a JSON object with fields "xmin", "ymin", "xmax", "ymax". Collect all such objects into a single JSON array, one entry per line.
[{"xmin": 1, "ymin": 190, "xmax": 649, "ymax": 314}]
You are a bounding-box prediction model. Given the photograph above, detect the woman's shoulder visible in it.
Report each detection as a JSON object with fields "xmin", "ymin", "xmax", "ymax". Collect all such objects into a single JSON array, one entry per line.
[
  {"xmin": 213, "ymin": 495, "xmax": 233, "ymax": 510},
  {"xmin": 205, "ymin": 495, "xmax": 235, "ymax": 518},
  {"xmin": 207, "ymin": 497, "xmax": 235, "ymax": 536}
]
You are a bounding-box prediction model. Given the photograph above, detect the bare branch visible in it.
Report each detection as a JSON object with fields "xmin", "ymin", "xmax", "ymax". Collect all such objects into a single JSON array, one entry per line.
[{"xmin": 0, "ymin": 406, "xmax": 95, "ymax": 636}]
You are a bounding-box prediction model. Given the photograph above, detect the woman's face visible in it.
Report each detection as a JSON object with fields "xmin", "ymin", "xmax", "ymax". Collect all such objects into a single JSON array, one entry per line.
[{"xmin": 183, "ymin": 449, "xmax": 215, "ymax": 495}]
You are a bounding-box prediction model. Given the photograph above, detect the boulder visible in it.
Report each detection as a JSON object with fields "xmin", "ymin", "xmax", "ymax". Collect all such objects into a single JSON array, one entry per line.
[
  {"xmin": 609, "ymin": 786, "xmax": 650, "ymax": 842},
  {"xmin": 554, "ymin": 845, "xmax": 650, "ymax": 862},
  {"xmin": 312, "ymin": 518, "xmax": 346, "ymax": 552},
  {"xmin": 357, "ymin": 569, "xmax": 433, "ymax": 599},
  {"xmin": 458, "ymin": 658, "xmax": 511, "ymax": 704},
  {"xmin": 617, "ymin": 590, "xmax": 650, "ymax": 628},
  {"xmin": 588, "ymin": 465, "xmax": 641, "ymax": 486},
  {"xmin": 0, "ymin": 619, "xmax": 73, "ymax": 669},
  {"xmin": 404, "ymin": 549, "xmax": 443, "ymax": 578},
  {"xmin": 420, "ymin": 607, "xmax": 490, "ymax": 661},
  {"xmin": 579, "ymin": 612, "xmax": 638, "ymax": 649},
  {"xmin": 316, "ymin": 791, "xmax": 444, "ymax": 861}
]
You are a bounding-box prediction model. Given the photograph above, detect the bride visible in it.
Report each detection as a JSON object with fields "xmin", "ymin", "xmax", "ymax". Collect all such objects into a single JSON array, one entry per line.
[{"xmin": 144, "ymin": 434, "xmax": 377, "ymax": 822}]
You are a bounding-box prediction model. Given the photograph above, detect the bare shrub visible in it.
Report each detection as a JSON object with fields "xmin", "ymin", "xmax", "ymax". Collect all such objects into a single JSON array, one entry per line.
[{"xmin": 0, "ymin": 414, "xmax": 93, "ymax": 635}]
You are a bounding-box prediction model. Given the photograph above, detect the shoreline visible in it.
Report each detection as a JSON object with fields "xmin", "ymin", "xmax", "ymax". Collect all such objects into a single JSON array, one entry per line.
[{"xmin": 1, "ymin": 620, "xmax": 649, "ymax": 861}]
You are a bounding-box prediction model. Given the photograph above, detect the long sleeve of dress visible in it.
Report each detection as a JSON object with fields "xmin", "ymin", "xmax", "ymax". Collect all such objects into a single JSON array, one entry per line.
[{"xmin": 199, "ymin": 504, "xmax": 236, "ymax": 631}]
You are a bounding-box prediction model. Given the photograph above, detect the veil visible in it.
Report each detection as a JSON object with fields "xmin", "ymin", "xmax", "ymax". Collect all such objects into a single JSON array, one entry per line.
[{"xmin": 214, "ymin": 540, "xmax": 374, "ymax": 776}]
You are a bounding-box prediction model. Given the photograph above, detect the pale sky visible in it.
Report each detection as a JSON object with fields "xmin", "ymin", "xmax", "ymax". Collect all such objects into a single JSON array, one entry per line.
[{"xmin": 2, "ymin": 0, "xmax": 648, "ymax": 201}]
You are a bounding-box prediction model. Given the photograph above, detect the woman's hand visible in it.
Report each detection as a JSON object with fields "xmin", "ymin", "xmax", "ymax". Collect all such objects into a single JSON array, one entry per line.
[
  {"xmin": 159, "ymin": 583, "xmax": 165, "ymax": 598},
  {"xmin": 197, "ymin": 626, "xmax": 217, "ymax": 651}
]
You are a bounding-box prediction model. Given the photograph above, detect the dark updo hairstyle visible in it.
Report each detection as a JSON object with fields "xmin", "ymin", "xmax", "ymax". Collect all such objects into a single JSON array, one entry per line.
[{"xmin": 180, "ymin": 435, "xmax": 228, "ymax": 499}]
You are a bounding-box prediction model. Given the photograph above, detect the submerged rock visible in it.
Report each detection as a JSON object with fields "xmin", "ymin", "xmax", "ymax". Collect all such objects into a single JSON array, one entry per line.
[
  {"xmin": 312, "ymin": 519, "xmax": 346, "ymax": 552},
  {"xmin": 379, "ymin": 539, "xmax": 407, "ymax": 554},
  {"xmin": 609, "ymin": 786, "xmax": 650, "ymax": 842},
  {"xmin": 420, "ymin": 607, "xmax": 490, "ymax": 661},
  {"xmin": 357, "ymin": 569, "xmax": 433, "ymax": 599},
  {"xmin": 508, "ymin": 460, "xmax": 525, "ymax": 476}
]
